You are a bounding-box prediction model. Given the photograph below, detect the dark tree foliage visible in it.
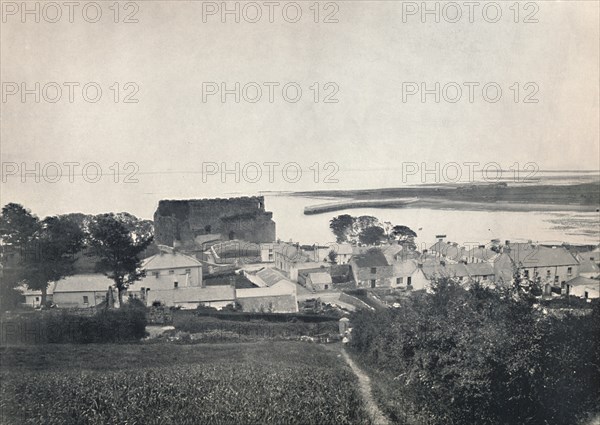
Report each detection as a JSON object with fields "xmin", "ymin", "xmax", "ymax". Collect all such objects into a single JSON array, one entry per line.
[
  {"xmin": 358, "ymin": 226, "xmax": 386, "ymax": 245},
  {"xmin": 329, "ymin": 214, "xmax": 417, "ymax": 247},
  {"xmin": 0, "ymin": 204, "xmax": 85, "ymax": 306},
  {"xmin": 329, "ymin": 214, "xmax": 354, "ymax": 243},
  {"xmin": 87, "ymin": 213, "xmax": 154, "ymax": 305},
  {"xmin": 349, "ymin": 278, "xmax": 600, "ymax": 425}
]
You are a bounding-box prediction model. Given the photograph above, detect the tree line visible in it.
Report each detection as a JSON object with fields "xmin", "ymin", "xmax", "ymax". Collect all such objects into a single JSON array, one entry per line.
[
  {"xmin": 329, "ymin": 214, "xmax": 417, "ymax": 248},
  {"xmin": 349, "ymin": 277, "xmax": 600, "ymax": 424},
  {"xmin": 0, "ymin": 203, "xmax": 154, "ymax": 309}
]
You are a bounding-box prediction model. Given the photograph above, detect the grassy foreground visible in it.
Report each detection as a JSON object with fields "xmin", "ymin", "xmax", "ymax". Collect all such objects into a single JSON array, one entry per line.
[{"xmin": 0, "ymin": 342, "xmax": 371, "ymax": 425}]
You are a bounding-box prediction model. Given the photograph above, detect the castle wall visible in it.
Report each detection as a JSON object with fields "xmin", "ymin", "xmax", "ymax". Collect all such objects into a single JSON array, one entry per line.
[{"xmin": 154, "ymin": 196, "xmax": 276, "ymax": 246}]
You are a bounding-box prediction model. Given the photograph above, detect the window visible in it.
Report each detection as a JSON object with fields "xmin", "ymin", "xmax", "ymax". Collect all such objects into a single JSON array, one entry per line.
[
  {"xmin": 370, "ymin": 279, "xmax": 376, "ymax": 288},
  {"xmin": 153, "ymin": 271, "xmax": 159, "ymax": 278},
  {"xmin": 174, "ymin": 282, "xmax": 179, "ymax": 289},
  {"xmin": 35, "ymin": 297, "xmax": 39, "ymax": 301},
  {"xmin": 554, "ymin": 275, "xmax": 559, "ymax": 284},
  {"xmin": 83, "ymin": 296, "xmax": 89, "ymax": 304},
  {"xmin": 370, "ymin": 267, "xmax": 376, "ymax": 274},
  {"xmin": 169, "ymin": 270, "xmax": 175, "ymax": 275},
  {"xmin": 324, "ymin": 284, "xmax": 329, "ymax": 290},
  {"xmin": 523, "ymin": 270, "xmax": 529, "ymax": 278},
  {"xmin": 567, "ymin": 267, "xmax": 572, "ymax": 276},
  {"xmin": 546, "ymin": 270, "xmax": 551, "ymax": 278},
  {"xmin": 407, "ymin": 276, "xmax": 412, "ymax": 286},
  {"xmin": 185, "ymin": 269, "xmax": 191, "ymax": 274},
  {"xmin": 397, "ymin": 277, "xmax": 403, "ymax": 285}
]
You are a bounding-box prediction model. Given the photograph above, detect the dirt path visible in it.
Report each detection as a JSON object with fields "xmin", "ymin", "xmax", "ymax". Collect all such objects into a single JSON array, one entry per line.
[{"xmin": 341, "ymin": 349, "xmax": 390, "ymax": 425}]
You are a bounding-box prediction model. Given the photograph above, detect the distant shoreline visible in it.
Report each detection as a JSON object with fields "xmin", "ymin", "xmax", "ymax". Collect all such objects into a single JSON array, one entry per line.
[
  {"xmin": 293, "ymin": 182, "xmax": 600, "ymax": 215},
  {"xmin": 304, "ymin": 197, "xmax": 598, "ymax": 215}
]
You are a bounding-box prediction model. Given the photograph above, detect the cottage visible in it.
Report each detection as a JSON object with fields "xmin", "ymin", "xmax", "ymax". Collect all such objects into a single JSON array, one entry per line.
[
  {"xmin": 274, "ymin": 243, "xmax": 310, "ymax": 279},
  {"xmin": 422, "ymin": 262, "xmax": 470, "ymax": 284},
  {"xmin": 332, "ymin": 243, "xmax": 353, "ymax": 264},
  {"xmin": 52, "ymin": 274, "xmax": 116, "ymax": 308},
  {"xmin": 465, "ymin": 262, "xmax": 496, "ymax": 283},
  {"xmin": 464, "ymin": 245, "xmax": 499, "ymax": 264},
  {"xmin": 127, "ymin": 246, "xmax": 205, "ymax": 306},
  {"xmin": 244, "ymin": 267, "xmax": 290, "ymax": 288},
  {"xmin": 349, "ymin": 248, "xmax": 393, "ymax": 288},
  {"xmin": 236, "ymin": 280, "xmax": 298, "ymax": 313},
  {"xmin": 391, "ymin": 259, "xmax": 428, "ymax": 290},
  {"xmin": 429, "ymin": 238, "xmax": 464, "ymax": 263},
  {"xmin": 505, "ymin": 243, "xmax": 580, "ymax": 293},
  {"xmin": 18, "ymin": 282, "xmax": 57, "ymax": 308},
  {"xmin": 306, "ymin": 272, "xmax": 333, "ymax": 291},
  {"xmin": 565, "ymin": 276, "xmax": 600, "ymax": 300},
  {"xmin": 382, "ymin": 244, "xmax": 404, "ymax": 263},
  {"xmin": 576, "ymin": 255, "xmax": 600, "ymax": 279}
]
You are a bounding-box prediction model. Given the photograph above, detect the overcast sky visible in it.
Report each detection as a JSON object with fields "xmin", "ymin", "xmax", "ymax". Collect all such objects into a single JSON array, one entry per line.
[{"xmin": 1, "ymin": 0, "xmax": 599, "ymax": 218}]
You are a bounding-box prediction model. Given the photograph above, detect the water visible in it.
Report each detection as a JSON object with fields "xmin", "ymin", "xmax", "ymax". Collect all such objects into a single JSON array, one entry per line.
[{"xmin": 265, "ymin": 195, "xmax": 600, "ymax": 247}]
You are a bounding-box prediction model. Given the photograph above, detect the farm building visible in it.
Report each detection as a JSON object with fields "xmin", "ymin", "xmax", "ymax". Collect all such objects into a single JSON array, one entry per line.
[
  {"xmin": 391, "ymin": 259, "xmax": 428, "ymax": 290},
  {"xmin": 52, "ymin": 274, "xmax": 116, "ymax": 308},
  {"xmin": 306, "ymin": 272, "xmax": 333, "ymax": 291},
  {"xmin": 236, "ymin": 281, "xmax": 298, "ymax": 313},
  {"xmin": 566, "ymin": 276, "xmax": 600, "ymax": 300},
  {"xmin": 349, "ymin": 248, "xmax": 393, "ymax": 288}
]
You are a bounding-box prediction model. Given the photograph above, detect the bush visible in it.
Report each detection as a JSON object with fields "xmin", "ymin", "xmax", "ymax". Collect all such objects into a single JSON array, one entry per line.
[
  {"xmin": 0, "ymin": 303, "xmax": 147, "ymax": 344},
  {"xmin": 349, "ymin": 279, "xmax": 600, "ymax": 424},
  {"xmin": 173, "ymin": 314, "xmax": 338, "ymax": 339}
]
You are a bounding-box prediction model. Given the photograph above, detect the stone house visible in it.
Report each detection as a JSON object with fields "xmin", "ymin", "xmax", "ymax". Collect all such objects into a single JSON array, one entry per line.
[{"xmin": 349, "ymin": 248, "xmax": 394, "ymax": 288}]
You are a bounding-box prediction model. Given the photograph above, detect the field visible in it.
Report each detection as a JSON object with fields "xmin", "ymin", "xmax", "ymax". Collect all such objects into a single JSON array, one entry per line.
[{"xmin": 0, "ymin": 342, "xmax": 371, "ymax": 425}]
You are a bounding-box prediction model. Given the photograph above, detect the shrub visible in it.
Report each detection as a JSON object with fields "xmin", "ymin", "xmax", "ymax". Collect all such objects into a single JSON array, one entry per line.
[
  {"xmin": 0, "ymin": 304, "xmax": 147, "ymax": 344},
  {"xmin": 349, "ymin": 279, "xmax": 600, "ymax": 424}
]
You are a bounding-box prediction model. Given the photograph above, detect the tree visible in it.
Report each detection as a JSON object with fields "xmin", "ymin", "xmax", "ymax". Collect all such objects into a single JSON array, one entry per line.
[
  {"xmin": 88, "ymin": 213, "xmax": 154, "ymax": 305},
  {"xmin": 353, "ymin": 216, "xmax": 380, "ymax": 234},
  {"xmin": 359, "ymin": 226, "xmax": 385, "ymax": 245},
  {"xmin": 391, "ymin": 225, "xmax": 418, "ymax": 250},
  {"xmin": 329, "ymin": 214, "xmax": 354, "ymax": 243},
  {"xmin": 327, "ymin": 249, "xmax": 338, "ymax": 264},
  {"xmin": 0, "ymin": 203, "xmax": 39, "ymax": 246},
  {"xmin": 0, "ymin": 204, "xmax": 85, "ymax": 306}
]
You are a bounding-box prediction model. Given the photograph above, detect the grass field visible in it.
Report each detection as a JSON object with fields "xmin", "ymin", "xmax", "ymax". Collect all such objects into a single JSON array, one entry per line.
[{"xmin": 0, "ymin": 342, "xmax": 371, "ymax": 425}]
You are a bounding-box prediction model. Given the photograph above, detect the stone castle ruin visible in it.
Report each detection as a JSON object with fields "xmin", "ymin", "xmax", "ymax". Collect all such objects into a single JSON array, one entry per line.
[{"xmin": 154, "ymin": 196, "xmax": 276, "ymax": 247}]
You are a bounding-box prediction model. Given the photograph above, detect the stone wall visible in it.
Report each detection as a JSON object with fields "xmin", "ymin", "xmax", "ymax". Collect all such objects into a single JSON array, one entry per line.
[{"xmin": 154, "ymin": 196, "xmax": 276, "ymax": 246}]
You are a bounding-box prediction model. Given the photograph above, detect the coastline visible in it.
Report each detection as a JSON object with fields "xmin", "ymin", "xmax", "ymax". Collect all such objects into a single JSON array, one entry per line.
[{"xmin": 303, "ymin": 197, "xmax": 599, "ymax": 215}]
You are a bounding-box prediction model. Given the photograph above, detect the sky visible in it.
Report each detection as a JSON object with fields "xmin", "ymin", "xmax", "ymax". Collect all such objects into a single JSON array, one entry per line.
[{"xmin": 1, "ymin": 0, "xmax": 599, "ymax": 219}]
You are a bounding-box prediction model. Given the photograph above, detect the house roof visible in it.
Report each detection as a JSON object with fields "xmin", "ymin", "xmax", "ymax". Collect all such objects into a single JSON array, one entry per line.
[
  {"xmin": 507, "ymin": 244, "xmax": 579, "ymax": 268},
  {"xmin": 429, "ymin": 241, "xmax": 464, "ymax": 260},
  {"xmin": 352, "ymin": 249, "xmax": 390, "ymax": 268},
  {"xmin": 308, "ymin": 272, "xmax": 332, "ymax": 285},
  {"xmin": 142, "ymin": 248, "xmax": 202, "ymax": 270},
  {"xmin": 256, "ymin": 268, "xmax": 289, "ymax": 287},
  {"xmin": 465, "ymin": 262, "xmax": 495, "ymax": 276},
  {"xmin": 466, "ymin": 247, "xmax": 498, "ymax": 262},
  {"xmin": 578, "ymin": 256, "xmax": 600, "ymax": 274},
  {"xmin": 566, "ymin": 276, "xmax": 600, "ymax": 288},
  {"xmin": 173, "ymin": 285, "xmax": 235, "ymax": 303},
  {"xmin": 422, "ymin": 262, "xmax": 469, "ymax": 279},
  {"xmin": 335, "ymin": 244, "xmax": 354, "ymax": 255},
  {"xmin": 579, "ymin": 250, "xmax": 600, "ymax": 264},
  {"xmin": 392, "ymin": 259, "xmax": 419, "ymax": 276},
  {"xmin": 295, "ymin": 262, "xmax": 328, "ymax": 271},
  {"xmin": 17, "ymin": 281, "xmax": 57, "ymax": 296},
  {"xmin": 53, "ymin": 274, "xmax": 114, "ymax": 293},
  {"xmin": 237, "ymin": 280, "xmax": 297, "ymax": 299}
]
